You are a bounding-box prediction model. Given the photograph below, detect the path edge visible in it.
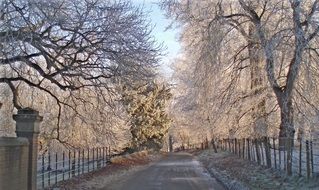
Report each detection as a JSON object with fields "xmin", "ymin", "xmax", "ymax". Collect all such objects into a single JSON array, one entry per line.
[{"xmin": 196, "ymin": 155, "xmax": 250, "ymax": 190}]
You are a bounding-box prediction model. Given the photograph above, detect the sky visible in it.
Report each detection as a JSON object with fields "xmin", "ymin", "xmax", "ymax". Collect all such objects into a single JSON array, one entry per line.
[{"xmin": 132, "ymin": 0, "xmax": 181, "ymax": 77}]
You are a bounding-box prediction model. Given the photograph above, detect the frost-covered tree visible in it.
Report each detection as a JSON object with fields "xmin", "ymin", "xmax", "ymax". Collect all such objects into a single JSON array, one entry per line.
[
  {"xmin": 122, "ymin": 82, "xmax": 172, "ymax": 151},
  {"xmin": 162, "ymin": 0, "xmax": 319, "ymax": 175},
  {"xmin": 0, "ymin": 0, "xmax": 159, "ymax": 106},
  {"xmin": 0, "ymin": 0, "xmax": 160, "ymax": 147}
]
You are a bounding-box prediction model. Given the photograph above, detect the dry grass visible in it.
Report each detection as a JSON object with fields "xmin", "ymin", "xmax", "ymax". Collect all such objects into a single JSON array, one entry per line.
[
  {"xmin": 197, "ymin": 149, "xmax": 319, "ymax": 190},
  {"xmin": 52, "ymin": 151, "xmax": 162, "ymax": 190},
  {"xmin": 110, "ymin": 150, "xmax": 149, "ymax": 165}
]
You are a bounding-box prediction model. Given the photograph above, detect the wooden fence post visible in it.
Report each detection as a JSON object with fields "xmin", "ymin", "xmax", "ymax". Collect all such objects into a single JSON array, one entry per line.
[
  {"xmin": 264, "ymin": 137, "xmax": 271, "ymax": 168},
  {"xmin": 48, "ymin": 153, "xmax": 51, "ymax": 186},
  {"xmin": 283, "ymin": 139, "xmax": 287, "ymax": 172},
  {"xmin": 252, "ymin": 140, "xmax": 256, "ymax": 162},
  {"xmin": 299, "ymin": 138, "xmax": 302, "ymax": 176},
  {"xmin": 98, "ymin": 148, "xmax": 101, "ymax": 169},
  {"xmin": 93, "ymin": 148, "xmax": 95, "ymax": 170},
  {"xmin": 235, "ymin": 138, "xmax": 238, "ymax": 155},
  {"xmin": 279, "ymin": 144, "xmax": 282, "ymax": 170},
  {"xmin": 225, "ymin": 139, "xmax": 227, "ymax": 151},
  {"xmin": 68, "ymin": 150, "xmax": 71, "ymax": 179},
  {"xmin": 273, "ymin": 138, "xmax": 277, "ymax": 169},
  {"xmin": 240, "ymin": 139, "xmax": 242, "ymax": 156},
  {"xmin": 102, "ymin": 147, "xmax": 105, "ymax": 166},
  {"xmin": 230, "ymin": 139, "xmax": 233, "ymax": 153},
  {"xmin": 242, "ymin": 139, "xmax": 245, "ymax": 159},
  {"xmin": 72, "ymin": 151, "xmax": 76, "ymax": 177},
  {"xmin": 255, "ymin": 139, "xmax": 261, "ymax": 165},
  {"xmin": 42, "ymin": 155, "xmax": 45, "ymax": 188},
  {"xmin": 62, "ymin": 151, "xmax": 65, "ymax": 181},
  {"xmin": 82, "ymin": 150, "xmax": 84, "ymax": 173},
  {"xmin": 306, "ymin": 140, "xmax": 310, "ymax": 179},
  {"xmin": 78, "ymin": 150, "xmax": 80, "ymax": 175},
  {"xmin": 259, "ymin": 138, "xmax": 265, "ymax": 165},
  {"xmin": 55, "ymin": 153, "xmax": 58, "ymax": 185},
  {"xmin": 87, "ymin": 148, "xmax": 90, "ymax": 172},
  {"xmin": 286, "ymin": 137, "xmax": 293, "ymax": 176},
  {"xmin": 106, "ymin": 147, "xmax": 109, "ymax": 162},
  {"xmin": 310, "ymin": 141, "xmax": 314, "ymax": 177},
  {"xmin": 247, "ymin": 139, "xmax": 251, "ymax": 161}
]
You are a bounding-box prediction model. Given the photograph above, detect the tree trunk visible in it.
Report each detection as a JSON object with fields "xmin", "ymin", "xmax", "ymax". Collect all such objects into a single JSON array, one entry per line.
[
  {"xmin": 278, "ymin": 97, "xmax": 295, "ymax": 145},
  {"xmin": 277, "ymin": 95, "xmax": 295, "ymax": 175},
  {"xmin": 248, "ymin": 24, "xmax": 267, "ymax": 137}
]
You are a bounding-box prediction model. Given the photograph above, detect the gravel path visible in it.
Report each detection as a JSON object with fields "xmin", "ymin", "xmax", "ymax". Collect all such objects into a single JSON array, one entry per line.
[{"xmin": 101, "ymin": 152, "xmax": 225, "ymax": 190}]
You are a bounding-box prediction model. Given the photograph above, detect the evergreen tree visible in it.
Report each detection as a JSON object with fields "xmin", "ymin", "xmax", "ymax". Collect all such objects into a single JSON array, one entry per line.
[{"xmin": 122, "ymin": 82, "xmax": 172, "ymax": 151}]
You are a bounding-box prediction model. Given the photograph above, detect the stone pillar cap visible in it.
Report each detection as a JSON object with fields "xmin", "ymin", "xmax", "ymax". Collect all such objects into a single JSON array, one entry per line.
[
  {"xmin": 13, "ymin": 107, "xmax": 43, "ymax": 122},
  {"xmin": 17, "ymin": 107, "xmax": 39, "ymax": 115}
]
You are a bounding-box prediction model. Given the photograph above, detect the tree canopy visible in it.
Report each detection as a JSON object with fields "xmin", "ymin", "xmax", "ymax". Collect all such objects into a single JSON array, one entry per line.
[
  {"xmin": 0, "ymin": 0, "xmax": 159, "ymax": 108},
  {"xmin": 0, "ymin": 0, "xmax": 162, "ymax": 149}
]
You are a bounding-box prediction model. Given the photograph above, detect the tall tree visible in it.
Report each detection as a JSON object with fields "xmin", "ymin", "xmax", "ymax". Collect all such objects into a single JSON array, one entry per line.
[
  {"xmin": 0, "ymin": 0, "xmax": 159, "ymax": 108},
  {"xmin": 122, "ymin": 82, "xmax": 172, "ymax": 151},
  {"xmin": 0, "ymin": 0, "xmax": 161, "ymax": 148},
  {"xmin": 162, "ymin": 0, "xmax": 319, "ymax": 175}
]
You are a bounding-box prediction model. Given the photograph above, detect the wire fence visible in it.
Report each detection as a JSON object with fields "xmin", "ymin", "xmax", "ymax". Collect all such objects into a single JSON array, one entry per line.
[
  {"xmin": 36, "ymin": 147, "xmax": 112, "ymax": 189},
  {"xmin": 216, "ymin": 137, "xmax": 319, "ymax": 178}
]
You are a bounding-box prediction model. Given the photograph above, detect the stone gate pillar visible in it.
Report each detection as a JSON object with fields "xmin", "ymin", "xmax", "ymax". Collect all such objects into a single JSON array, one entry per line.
[{"xmin": 14, "ymin": 108, "xmax": 43, "ymax": 190}]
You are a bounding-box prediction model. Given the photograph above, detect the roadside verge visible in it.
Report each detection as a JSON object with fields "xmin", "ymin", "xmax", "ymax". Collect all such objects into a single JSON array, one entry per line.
[{"xmin": 196, "ymin": 149, "xmax": 319, "ymax": 190}]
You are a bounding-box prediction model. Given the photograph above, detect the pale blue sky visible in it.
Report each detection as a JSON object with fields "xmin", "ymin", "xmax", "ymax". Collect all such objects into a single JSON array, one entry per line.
[{"xmin": 132, "ymin": 0, "xmax": 180, "ymax": 77}]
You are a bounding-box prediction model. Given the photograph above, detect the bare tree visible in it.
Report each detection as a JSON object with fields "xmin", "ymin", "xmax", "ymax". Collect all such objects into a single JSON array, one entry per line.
[
  {"xmin": 0, "ymin": 0, "xmax": 161, "ymax": 147},
  {"xmin": 161, "ymin": 0, "xmax": 267, "ymax": 139},
  {"xmin": 0, "ymin": 0, "xmax": 159, "ymax": 107},
  {"xmin": 162, "ymin": 0, "xmax": 319, "ymax": 175},
  {"xmin": 232, "ymin": 0, "xmax": 319, "ymax": 174}
]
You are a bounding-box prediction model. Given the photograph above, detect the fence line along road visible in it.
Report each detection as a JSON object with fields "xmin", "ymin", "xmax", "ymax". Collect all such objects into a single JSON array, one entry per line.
[
  {"xmin": 216, "ymin": 137, "xmax": 318, "ymax": 178},
  {"xmin": 37, "ymin": 147, "xmax": 111, "ymax": 189}
]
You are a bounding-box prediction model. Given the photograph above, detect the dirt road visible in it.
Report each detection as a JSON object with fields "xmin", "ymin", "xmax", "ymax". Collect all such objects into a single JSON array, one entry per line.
[{"xmin": 102, "ymin": 152, "xmax": 225, "ymax": 190}]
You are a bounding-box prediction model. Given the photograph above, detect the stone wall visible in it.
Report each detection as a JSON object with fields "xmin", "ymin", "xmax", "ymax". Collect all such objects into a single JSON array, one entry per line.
[{"xmin": 0, "ymin": 137, "xmax": 29, "ymax": 190}]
